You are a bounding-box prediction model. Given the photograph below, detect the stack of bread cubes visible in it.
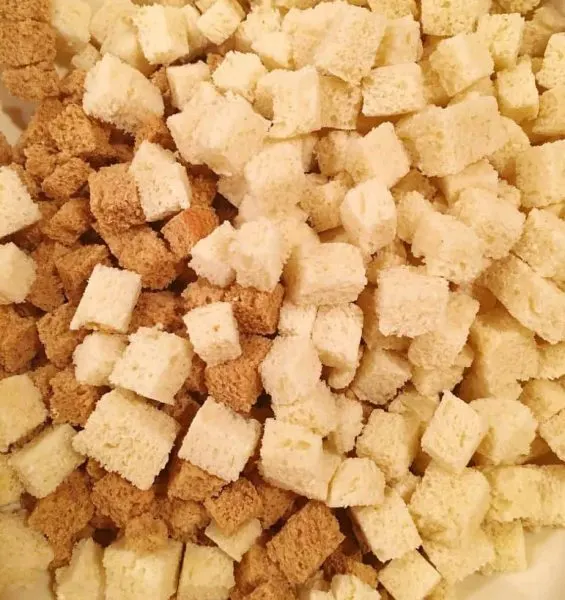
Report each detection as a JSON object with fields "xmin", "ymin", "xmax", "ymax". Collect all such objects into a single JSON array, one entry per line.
[{"xmin": 2, "ymin": 0, "xmax": 565, "ymax": 598}]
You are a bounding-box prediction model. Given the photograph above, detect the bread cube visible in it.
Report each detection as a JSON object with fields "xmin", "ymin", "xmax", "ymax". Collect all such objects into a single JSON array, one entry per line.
[
  {"xmin": 252, "ymin": 30, "xmax": 293, "ymax": 70},
  {"xmin": 379, "ymin": 551, "xmax": 441, "ymax": 600},
  {"xmin": 55, "ymin": 538, "xmax": 104, "ymax": 600},
  {"xmin": 315, "ymin": 130, "xmax": 359, "ymax": 177},
  {"xmin": 10, "ymin": 424, "xmax": 84, "ymax": 498},
  {"xmin": 366, "ymin": 0, "xmax": 416, "ymax": 17},
  {"xmin": 100, "ymin": 16, "xmax": 151, "ymax": 75},
  {"xmin": 421, "ymin": 391, "xmax": 486, "ymax": 473},
  {"xmin": 420, "ymin": 0, "xmax": 489, "ymax": 36},
  {"xmin": 327, "ymin": 395, "xmax": 363, "ymax": 455},
  {"xmin": 539, "ymin": 410, "xmax": 565, "ymax": 461},
  {"xmin": 388, "ymin": 388, "xmax": 439, "ymax": 431},
  {"xmin": 352, "ymin": 488, "xmax": 421, "ymax": 562},
  {"xmin": 481, "ymin": 521, "xmax": 527, "ymax": 575},
  {"xmin": 178, "ymin": 542, "xmax": 234, "ymax": 600},
  {"xmin": 496, "ymin": 58, "xmax": 539, "ymax": 123},
  {"xmin": 536, "ymin": 32, "xmax": 565, "ymax": 89},
  {"xmin": 487, "ymin": 117, "xmax": 530, "ymax": 182},
  {"xmin": 0, "ymin": 166, "xmax": 41, "ymax": 239},
  {"xmin": 438, "ymin": 159, "xmax": 499, "ymax": 205},
  {"xmin": 104, "ymin": 538, "xmax": 183, "ymax": 600},
  {"xmin": 167, "ymin": 62, "xmax": 211, "ymax": 110},
  {"xmin": 538, "ymin": 342, "xmax": 565, "ymax": 380},
  {"xmin": 327, "ymin": 458, "xmax": 385, "ymax": 508},
  {"xmin": 73, "ymin": 390, "xmax": 178, "ymax": 490},
  {"xmin": 189, "ymin": 222, "xmax": 236, "ymax": 288},
  {"xmin": 278, "ymin": 301, "xmax": 317, "ymax": 337},
  {"xmin": 0, "ymin": 453, "xmax": 23, "ymax": 507},
  {"xmin": 83, "ymin": 54, "xmax": 164, "ymax": 134},
  {"xmin": 312, "ymin": 304, "xmax": 362, "ymax": 370},
  {"xmin": 532, "ymin": 85, "xmax": 565, "ymax": 136},
  {"xmin": 483, "ymin": 255, "xmax": 565, "ymax": 344},
  {"xmin": 411, "ymin": 353, "xmax": 471, "ymax": 398},
  {"xmin": 197, "ymin": 0, "xmax": 244, "ymax": 45},
  {"xmin": 476, "ymin": 14, "xmax": 525, "ymax": 71},
  {"xmin": 130, "ymin": 141, "xmax": 191, "ymax": 222},
  {"xmin": 319, "ymin": 75, "xmax": 362, "ymax": 130},
  {"xmin": 314, "ymin": 5, "xmax": 386, "ymax": 85},
  {"xmin": 134, "ymin": 5, "xmax": 189, "ymax": 65},
  {"xmin": 179, "ymin": 397, "xmax": 260, "ymax": 481},
  {"xmin": 520, "ymin": 379, "xmax": 565, "ymax": 423},
  {"xmin": 376, "ymin": 16, "xmax": 422, "ymax": 67},
  {"xmin": 397, "ymin": 96, "xmax": 507, "ymax": 177},
  {"xmin": 89, "ymin": 0, "xmax": 137, "ymax": 45},
  {"xmin": 70, "ymin": 265, "xmax": 142, "ymax": 334},
  {"xmin": 0, "ymin": 243, "xmax": 35, "ymax": 305},
  {"xmin": 409, "ymin": 464, "xmax": 491, "ymax": 546},
  {"xmin": 213, "ymin": 51, "xmax": 267, "ymax": 103},
  {"xmin": 346, "ymin": 122, "xmax": 410, "ymax": 187},
  {"xmin": 330, "ymin": 574, "xmax": 381, "ymax": 600},
  {"xmin": 50, "ymin": 0, "xmax": 91, "ymax": 53},
  {"xmin": 205, "ymin": 518, "xmax": 262, "ymax": 562},
  {"xmin": 72, "ymin": 332, "xmax": 126, "ymax": 387}
]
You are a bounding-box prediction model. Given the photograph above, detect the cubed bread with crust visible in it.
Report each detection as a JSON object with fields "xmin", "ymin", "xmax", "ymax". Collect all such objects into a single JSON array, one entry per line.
[
  {"xmin": 0, "ymin": 167, "xmax": 41, "ymax": 239},
  {"xmin": 178, "ymin": 542, "xmax": 235, "ymax": 600},
  {"xmin": 476, "ymin": 13, "xmax": 525, "ymax": 71},
  {"xmin": 379, "ymin": 550, "xmax": 441, "ymax": 600},
  {"xmin": 327, "ymin": 458, "xmax": 386, "ymax": 508},
  {"xmin": 205, "ymin": 518, "xmax": 262, "ymax": 562},
  {"xmin": 167, "ymin": 62, "xmax": 212, "ymax": 110},
  {"xmin": 190, "ymin": 222, "xmax": 237, "ymax": 288},
  {"xmin": 55, "ymin": 538, "xmax": 105, "ymax": 600},
  {"xmin": 73, "ymin": 332, "xmax": 128, "ymax": 386}
]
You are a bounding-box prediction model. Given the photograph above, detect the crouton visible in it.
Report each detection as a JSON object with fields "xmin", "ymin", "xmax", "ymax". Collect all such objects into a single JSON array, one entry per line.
[
  {"xmin": 0, "ymin": 166, "xmax": 41, "ymax": 239},
  {"xmin": 496, "ymin": 58, "xmax": 539, "ymax": 123},
  {"xmin": 38, "ymin": 302, "xmax": 87, "ymax": 367},
  {"xmin": 0, "ymin": 308, "xmax": 41, "ymax": 372},
  {"xmin": 379, "ymin": 551, "xmax": 441, "ymax": 600},
  {"xmin": 178, "ymin": 542, "xmax": 235, "ymax": 600},
  {"xmin": 0, "ymin": 20, "xmax": 56, "ymax": 67},
  {"xmin": 49, "ymin": 367, "xmax": 102, "ymax": 427},
  {"xmin": 168, "ymin": 457, "xmax": 227, "ymax": 502}
]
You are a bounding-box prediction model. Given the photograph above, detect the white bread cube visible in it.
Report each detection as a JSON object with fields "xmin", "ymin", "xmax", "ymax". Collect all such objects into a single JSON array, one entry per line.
[
  {"xmin": 377, "ymin": 266, "xmax": 449, "ymax": 337},
  {"xmin": 10, "ymin": 424, "xmax": 85, "ymax": 498},
  {"xmin": 183, "ymin": 302, "xmax": 241, "ymax": 367},
  {"xmin": 130, "ymin": 141, "xmax": 191, "ymax": 221},
  {"xmin": 0, "ymin": 454, "xmax": 23, "ymax": 508},
  {"xmin": 438, "ymin": 159, "xmax": 499, "ymax": 205},
  {"xmin": 205, "ymin": 518, "xmax": 262, "ymax": 562},
  {"xmin": 319, "ymin": 74, "xmax": 362, "ymax": 130},
  {"xmin": 471, "ymin": 398, "xmax": 537, "ymax": 465},
  {"xmin": 481, "ymin": 521, "xmax": 527, "ymax": 575},
  {"xmin": 72, "ymin": 44, "xmax": 101, "ymax": 71},
  {"xmin": 327, "ymin": 395, "xmax": 364, "ymax": 454},
  {"xmin": 110, "ymin": 327, "xmax": 193, "ymax": 404},
  {"xmin": 73, "ymin": 332, "xmax": 127, "ymax": 387},
  {"xmin": 251, "ymin": 30, "xmax": 292, "ymax": 70},
  {"xmin": 532, "ymin": 85, "xmax": 565, "ymax": 137},
  {"xmin": 351, "ymin": 488, "xmax": 422, "ymax": 562},
  {"xmin": 496, "ymin": 58, "xmax": 539, "ymax": 123},
  {"xmin": 300, "ymin": 175, "xmax": 348, "ymax": 233},
  {"xmin": 197, "ymin": 0, "xmax": 244, "ymax": 44},
  {"xmin": 104, "ymin": 538, "xmax": 183, "ymax": 600},
  {"xmin": 395, "ymin": 191, "xmax": 435, "ymax": 244},
  {"xmin": 0, "ymin": 243, "xmax": 35, "ymax": 304},
  {"xmin": 0, "ymin": 513, "xmax": 54, "ymax": 591},
  {"xmin": 235, "ymin": 6, "xmax": 281, "ymax": 53},
  {"xmin": 376, "ymin": 16, "xmax": 422, "ymax": 66},
  {"xmin": 83, "ymin": 54, "xmax": 164, "ymax": 134},
  {"xmin": 314, "ymin": 5, "xmax": 386, "ymax": 85},
  {"xmin": 448, "ymin": 187, "xmax": 525, "ymax": 259},
  {"xmin": 420, "ymin": 0, "xmax": 489, "ymax": 36},
  {"xmin": 73, "ymin": 390, "xmax": 178, "ymax": 490},
  {"xmin": 379, "ymin": 551, "xmax": 441, "ymax": 600},
  {"xmin": 326, "ymin": 350, "xmax": 362, "ymax": 391},
  {"xmin": 520, "ymin": 379, "xmax": 565, "ymax": 423},
  {"xmin": 260, "ymin": 335, "xmax": 321, "ymax": 405},
  {"xmin": 0, "ymin": 374, "xmax": 47, "ymax": 453},
  {"xmin": 134, "ymin": 5, "xmax": 189, "ymax": 65},
  {"xmin": 536, "ymin": 32, "xmax": 565, "ymax": 89},
  {"xmin": 331, "ymin": 574, "xmax": 381, "ymax": 600},
  {"xmin": 327, "ymin": 458, "xmax": 385, "ymax": 508},
  {"xmin": 351, "ymin": 348, "xmax": 411, "ymax": 406},
  {"xmin": 388, "ymin": 388, "xmax": 439, "ymax": 431},
  {"xmin": 167, "ymin": 62, "xmax": 212, "ymax": 110},
  {"xmin": 513, "ymin": 208, "xmax": 565, "ymax": 281},
  {"xmin": 409, "ymin": 463, "xmax": 491, "ymax": 546},
  {"xmin": 539, "ymin": 410, "xmax": 565, "ymax": 461},
  {"xmin": 356, "ymin": 409, "xmax": 419, "ymax": 481},
  {"xmin": 213, "ymin": 51, "xmax": 267, "ymax": 102},
  {"xmin": 285, "ymin": 243, "xmax": 367, "ymax": 306},
  {"xmin": 476, "ymin": 13, "xmax": 525, "ymax": 71},
  {"xmin": 230, "ymin": 219, "xmax": 284, "ymax": 292},
  {"xmin": 515, "ymin": 140, "xmax": 565, "ymax": 208},
  {"xmin": 189, "ymin": 222, "xmax": 236, "ymax": 288},
  {"xmin": 487, "ymin": 117, "xmax": 530, "ymax": 181},
  {"xmin": 362, "ymin": 63, "xmax": 426, "ymax": 117},
  {"xmin": 421, "ymin": 391, "xmax": 486, "ymax": 474},
  {"xmin": 422, "ymin": 529, "xmax": 495, "ymax": 583},
  {"xmin": 538, "ymin": 342, "xmax": 565, "ymax": 380},
  {"xmin": 273, "ymin": 380, "xmax": 338, "ymax": 436},
  {"xmin": 278, "ymin": 301, "xmax": 317, "ymax": 337},
  {"xmin": 312, "ymin": 304, "xmax": 363, "ymax": 369},
  {"xmin": 179, "ymin": 397, "xmax": 260, "ymax": 481},
  {"xmin": 429, "ymin": 34, "xmax": 493, "ymax": 97},
  {"xmin": 101, "ymin": 17, "xmax": 151, "ymax": 76},
  {"xmin": 340, "ymin": 179, "xmax": 397, "ymax": 255},
  {"xmin": 397, "ymin": 96, "xmax": 508, "ymax": 177},
  {"xmin": 391, "ymin": 471, "xmax": 421, "ymax": 504},
  {"xmin": 182, "ymin": 4, "xmax": 209, "ymax": 57},
  {"xmin": 412, "ymin": 212, "xmax": 485, "ymax": 284},
  {"xmin": 483, "ymin": 255, "xmax": 565, "ymax": 344},
  {"xmin": 315, "ymin": 130, "xmax": 359, "ymax": 177},
  {"xmin": 70, "ymin": 265, "xmax": 142, "ymax": 334},
  {"xmin": 345, "ymin": 122, "xmax": 410, "ymax": 187},
  {"xmin": 412, "ymin": 347, "xmax": 472, "ymax": 397},
  {"xmin": 89, "ymin": 0, "xmax": 137, "ymax": 45},
  {"xmin": 408, "ymin": 293, "xmax": 479, "ymax": 370},
  {"xmin": 0, "ymin": 167, "xmax": 41, "ymax": 239},
  {"xmin": 55, "ymin": 539, "xmax": 105, "ymax": 600},
  {"xmin": 178, "ymin": 543, "xmax": 235, "ymax": 600},
  {"xmin": 51, "ymin": 0, "xmax": 91, "ymax": 53}
]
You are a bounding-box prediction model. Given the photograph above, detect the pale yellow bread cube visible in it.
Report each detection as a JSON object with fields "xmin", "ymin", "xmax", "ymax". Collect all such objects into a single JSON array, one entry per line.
[
  {"xmin": 395, "ymin": 191, "xmax": 435, "ymax": 244},
  {"xmin": 0, "ymin": 166, "xmax": 41, "ymax": 239},
  {"xmin": 167, "ymin": 62, "xmax": 212, "ymax": 110},
  {"xmin": 331, "ymin": 574, "xmax": 381, "ymax": 600},
  {"xmin": 327, "ymin": 395, "xmax": 364, "ymax": 454},
  {"xmin": 0, "ymin": 454, "xmax": 23, "ymax": 508},
  {"xmin": 532, "ymin": 85, "xmax": 565, "ymax": 136},
  {"xmin": 379, "ymin": 551, "xmax": 441, "ymax": 600},
  {"xmin": 197, "ymin": 0, "xmax": 245, "ymax": 45},
  {"xmin": 487, "ymin": 116, "xmax": 530, "ymax": 181},
  {"xmin": 420, "ymin": 0, "xmax": 490, "ymax": 36},
  {"xmin": 205, "ymin": 518, "xmax": 262, "ymax": 561},
  {"xmin": 278, "ymin": 301, "xmax": 317, "ymax": 337},
  {"xmin": 89, "ymin": 0, "xmax": 137, "ymax": 46},
  {"xmin": 539, "ymin": 410, "xmax": 565, "ymax": 461},
  {"xmin": 319, "ymin": 74, "xmax": 362, "ymax": 130},
  {"xmin": 252, "ymin": 30, "xmax": 293, "ymax": 70},
  {"xmin": 537, "ymin": 342, "xmax": 565, "ymax": 380},
  {"xmin": 101, "ymin": 17, "xmax": 151, "ymax": 76},
  {"xmin": 189, "ymin": 222, "xmax": 236, "ymax": 288},
  {"xmin": 520, "ymin": 379, "xmax": 565, "ymax": 423},
  {"xmin": 481, "ymin": 521, "xmax": 527, "ymax": 575},
  {"xmin": 0, "ymin": 243, "xmax": 36, "ymax": 304},
  {"xmin": 134, "ymin": 5, "xmax": 189, "ymax": 65},
  {"xmin": 177, "ymin": 543, "xmax": 235, "ymax": 600},
  {"xmin": 72, "ymin": 44, "xmax": 101, "ymax": 71},
  {"xmin": 315, "ymin": 130, "xmax": 360, "ymax": 177},
  {"xmin": 51, "ymin": 0, "xmax": 92, "ymax": 53},
  {"xmin": 55, "ymin": 538, "xmax": 105, "ymax": 600},
  {"xmin": 376, "ymin": 16, "xmax": 422, "ymax": 67},
  {"xmin": 476, "ymin": 13, "xmax": 525, "ymax": 71},
  {"xmin": 73, "ymin": 332, "xmax": 127, "ymax": 387},
  {"xmin": 496, "ymin": 58, "xmax": 539, "ymax": 123},
  {"xmin": 301, "ymin": 174, "xmax": 349, "ymax": 233},
  {"xmin": 438, "ymin": 159, "xmax": 499, "ymax": 206},
  {"xmin": 213, "ymin": 51, "xmax": 267, "ymax": 102},
  {"xmin": 536, "ymin": 32, "xmax": 565, "ymax": 89},
  {"xmin": 388, "ymin": 388, "xmax": 439, "ymax": 432},
  {"xmin": 327, "ymin": 457, "xmax": 386, "ymax": 508}
]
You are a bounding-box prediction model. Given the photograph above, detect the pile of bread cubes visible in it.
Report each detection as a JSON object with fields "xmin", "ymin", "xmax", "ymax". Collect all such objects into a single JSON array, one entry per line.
[{"xmin": 2, "ymin": 0, "xmax": 565, "ymax": 597}]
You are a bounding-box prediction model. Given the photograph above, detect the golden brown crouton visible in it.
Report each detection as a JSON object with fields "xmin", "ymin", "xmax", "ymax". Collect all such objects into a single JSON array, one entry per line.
[
  {"xmin": 29, "ymin": 363, "xmax": 59, "ymax": 401},
  {"xmin": 0, "ymin": 306, "xmax": 40, "ymax": 372},
  {"xmin": 124, "ymin": 513, "xmax": 169, "ymax": 552},
  {"xmin": 249, "ymin": 475, "xmax": 297, "ymax": 529},
  {"xmin": 184, "ymin": 354, "xmax": 207, "ymax": 395},
  {"xmin": 245, "ymin": 582, "xmax": 296, "ymax": 600},
  {"xmin": 150, "ymin": 67, "xmax": 171, "ymax": 103},
  {"xmin": 161, "ymin": 388, "xmax": 201, "ymax": 432},
  {"xmin": 49, "ymin": 367, "xmax": 102, "ymax": 426},
  {"xmin": 14, "ymin": 98, "xmax": 62, "ymax": 156},
  {"xmin": 224, "ymin": 284, "xmax": 284, "ymax": 336},
  {"xmin": 0, "ymin": 132, "xmax": 12, "ymax": 166},
  {"xmin": 163, "ymin": 498, "xmax": 210, "ymax": 543},
  {"xmin": 37, "ymin": 303, "xmax": 87, "ymax": 367},
  {"xmin": 24, "ymin": 143, "xmax": 59, "ymax": 181},
  {"xmin": 323, "ymin": 549, "xmax": 379, "ymax": 588},
  {"xmin": 0, "ymin": 20, "xmax": 56, "ymax": 67},
  {"xmin": 188, "ymin": 170, "xmax": 217, "ymax": 207},
  {"xmin": 1, "ymin": 62, "xmax": 59, "ymax": 100},
  {"xmin": 134, "ymin": 115, "xmax": 175, "ymax": 151},
  {"xmin": 85, "ymin": 458, "xmax": 106, "ymax": 482},
  {"xmin": 236, "ymin": 545, "xmax": 286, "ymax": 594},
  {"xmin": 42, "ymin": 159, "xmax": 93, "ymax": 202},
  {"xmin": 59, "ymin": 70, "xmax": 86, "ymax": 106},
  {"xmin": 43, "ymin": 197, "xmax": 92, "ymax": 245},
  {"xmin": 162, "ymin": 207, "xmax": 219, "ymax": 259},
  {"xmin": 267, "ymin": 502, "xmax": 344, "ymax": 585},
  {"xmin": 183, "ymin": 278, "xmax": 225, "ymax": 311},
  {"xmin": 128, "ymin": 291, "xmax": 182, "ymax": 333},
  {"xmin": 27, "ymin": 241, "xmax": 67, "ymax": 311},
  {"xmin": 168, "ymin": 457, "xmax": 227, "ymax": 502},
  {"xmin": 205, "ymin": 478, "xmax": 263, "ymax": 535},
  {"xmin": 0, "ymin": 0, "xmax": 51, "ymax": 21}
]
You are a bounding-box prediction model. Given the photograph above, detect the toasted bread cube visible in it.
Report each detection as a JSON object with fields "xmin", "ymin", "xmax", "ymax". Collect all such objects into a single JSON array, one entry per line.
[
  {"xmin": 0, "ymin": 374, "xmax": 46, "ymax": 453},
  {"xmin": 520, "ymin": 379, "xmax": 565, "ymax": 423},
  {"xmin": 420, "ymin": 0, "xmax": 489, "ymax": 36},
  {"xmin": 409, "ymin": 464, "xmax": 490, "ymax": 546},
  {"xmin": 539, "ymin": 410, "xmax": 565, "ymax": 461},
  {"xmin": 438, "ymin": 159, "xmax": 499, "ymax": 205},
  {"xmin": 346, "ymin": 123, "xmax": 410, "ymax": 187},
  {"xmin": 134, "ymin": 5, "xmax": 189, "ymax": 65},
  {"xmin": 362, "ymin": 63, "xmax": 426, "ymax": 117},
  {"xmin": 352, "ymin": 488, "xmax": 421, "ymax": 562},
  {"xmin": 178, "ymin": 543, "xmax": 234, "ymax": 600},
  {"xmin": 179, "ymin": 397, "xmax": 260, "ymax": 481},
  {"xmin": 224, "ymin": 283, "xmax": 283, "ymax": 336},
  {"xmin": 0, "ymin": 167, "xmax": 41, "ymax": 239},
  {"xmin": 327, "ymin": 395, "xmax": 364, "ymax": 454},
  {"xmin": 167, "ymin": 62, "xmax": 211, "ymax": 110},
  {"xmin": 379, "ymin": 551, "xmax": 441, "ymax": 600},
  {"xmin": 319, "ymin": 74, "xmax": 362, "ymax": 130},
  {"xmin": 70, "ymin": 265, "xmax": 142, "ymax": 334},
  {"xmin": 536, "ymin": 32, "xmax": 565, "ymax": 89},
  {"xmin": 481, "ymin": 521, "xmax": 527, "ymax": 575},
  {"xmin": 130, "ymin": 141, "xmax": 191, "ymax": 222},
  {"xmin": 0, "ymin": 453, "xmax": 23, "ymax": 507},
  {"xmin": 315, "ymin": 130, "xmax": 359, "ymax": 177},
  {"xmin": 376, "ymin": 16, "xmax": 422, "ymax": 66},
  {"xmin": 190, "ymin": 222, "xmax": 236, "ymax": 288},
  {"xmin": 205, "ymin": 518, "xmax": 262, "ymax": 562},
  {"xmin": 476, "ymin": 14, "xmax": 525, "ymax": 71},
  {"xmin": 0, "ymin": 243, "xmax": 36, "ymax": 304},
  {"xmin": 421, "ymin": 391, "xmax": 486, "ymax": 473},
  {"xmin": 356, "ymin": 409, "xmax": 419, "ymax": 481},
  {"xmin": 10, "ymin": 424, "xmax": 84, "ymax": 498},
  {"xmin": 448, "ymin": 187, "xmax": 525, "ymax": 259},
  {"xmin": 327, "ymin": 458, "xmax": 385, "ymax": 508},
  {"xmin": 110, "ymin": 327, "xmax": 193, "ymax": 404},
  {"xmin": 55, "ymin": 538, "xmax": 104, "ymax": 600},
  {"xmin": 278, "ymin": 301, "xmax": 317, "ymax": 337},
  {"xmin": 397, "ymin": 96, "xmax": 507, "ymax": 177},
  {"xmin": 183, "ymin": 302, "xmax": 241, "ymax": 367},
  {"xmin": 330, "ymin": 574, "xmax": 381, "ymax": 600},
  {"xmin": 83, "ymin": 54, "xmax": 164, "ymax": 134},
  {"xmin": 312, "ymin": 304, "xmax": 363, "ymax": 369},
  {"xmin": 213, "ymin": 51, "xmax": 267, "ymax": 103},
  {"xmin": 197, "ymin": 0, "xmax": 245, "ymax": 45},
  {"xmin": 314, "ymin": 6, "xmax": 385, "ymax": 85},
  {"xmin": 73, "ymin": 390, "xmax": 178, "ymax": 490},
  {"xmin": 496, "ymin": 58, "xmax": 539, "ymax": 123}
]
